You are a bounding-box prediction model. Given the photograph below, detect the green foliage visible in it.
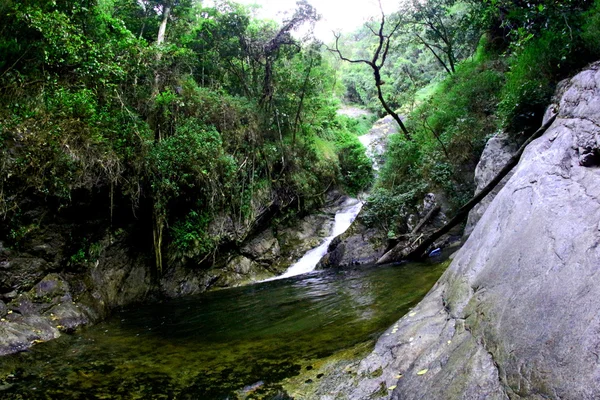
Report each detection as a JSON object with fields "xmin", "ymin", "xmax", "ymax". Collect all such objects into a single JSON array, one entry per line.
[
  {"xmin": 336, "ymin": 133, "xmax": 373, "ymax": 196},
  {"xmin": 171, "ymin": 210, "xmax": 216, "ymax": 259},
  {"xmin": 148, "ymin": 120, "xmax": 232, "ymax": 207},
  {"xmin": 365, "ymin": 44, "xmax": 503, "ymax": 232},
  {"xmin": 494, "ymin": 0, "xmax": 600, "ymax": 133},
  {"xmin": 498, "ymin": 32, "xmax": 565, "ymax": 133},
  {"xmin": 3, "ymin": 0, "xmax": 596, "ymax": 272},
  {"xmin": 581, "ymin": 0, "xmax": 600, "ymax": 56},
  {"xmin": 362, "ymin": 187, "xmax": 425, "ymax": 236}
]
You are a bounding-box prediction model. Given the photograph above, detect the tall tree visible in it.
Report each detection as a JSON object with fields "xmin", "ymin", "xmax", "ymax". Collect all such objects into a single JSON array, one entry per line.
[
  {"xmin": 329, "ymin": 0, "xmax": 411, "ymax": 140},
  {"xmin": 407, "ymin": 0, "xmax": 481, "ymax": 75}
]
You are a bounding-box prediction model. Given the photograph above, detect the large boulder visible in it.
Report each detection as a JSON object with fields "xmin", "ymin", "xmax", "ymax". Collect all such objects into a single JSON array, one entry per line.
[
  {"xmin": 240, "ymin": 228, "xmax": 281, "ymax": 262},
  {"xmin": 321, "ymin": 62, "xmax": 600, "ymax": 399},
  {"xmin": 462, "ymin": 131, "xmax": 520, "ymax": 237},
  {"xmin": 317, "ymin": 218, "xmax": 386, "ymax": 268},
  {"xmin": 0, "ymin": 233, "xmax": 152, "ymax": 356}
]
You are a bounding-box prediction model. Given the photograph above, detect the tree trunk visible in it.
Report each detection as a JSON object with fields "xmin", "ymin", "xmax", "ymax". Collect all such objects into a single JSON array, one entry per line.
[
  {"xmin": 293, "ymin": 56, "xmax": 315, "ymax": 147},
  {"xmin": 157, "ymin": 3, "xmax": 172, "ymax": 46},
  {"xmin": 374, "ymin": 67, "xmax": 411, "ymax": 141}
]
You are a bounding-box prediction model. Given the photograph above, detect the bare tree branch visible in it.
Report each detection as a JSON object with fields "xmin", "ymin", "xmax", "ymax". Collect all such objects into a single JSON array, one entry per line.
[{"xmin": 327, "ymin": 4, "xmax": 412, "ymax": 141}]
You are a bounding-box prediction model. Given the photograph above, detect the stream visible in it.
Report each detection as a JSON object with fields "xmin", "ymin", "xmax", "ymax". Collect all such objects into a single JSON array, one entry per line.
[
  {"xmin": 0, "ymin": 261, "xmax": 447, "ymax": 399},
  {"xmin": 0, "ymin": 113, "xmax": 445, "ymax": 399}
]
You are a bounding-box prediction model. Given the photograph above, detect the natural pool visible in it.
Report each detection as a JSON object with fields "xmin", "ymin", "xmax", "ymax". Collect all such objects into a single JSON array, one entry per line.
[{"xmin": 0, "ymin": 261, "xmax": 448, "ymax": 399}]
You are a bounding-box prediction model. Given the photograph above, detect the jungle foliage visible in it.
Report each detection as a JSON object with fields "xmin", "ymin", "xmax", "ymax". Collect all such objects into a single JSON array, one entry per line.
[
  {"xmin": 0, "ymin": 0, "xmax": 372, "ymax": 270},
  {"xmin": 347, "ymin": 0, "xmax": 600, "ymax": 236},
  {"xmin": 1, "ymin": 0, "xmax": 599, "ymax": 269}
]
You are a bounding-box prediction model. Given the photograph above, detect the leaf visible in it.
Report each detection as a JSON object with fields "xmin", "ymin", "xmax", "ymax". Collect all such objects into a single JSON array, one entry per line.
[
  {"xmin": 388, "ymin": 385, "xmax": 397, "ymax": 390},
  {"xmin": 417, "ymin": 369, "xmax": 428, "ymax": 375}
]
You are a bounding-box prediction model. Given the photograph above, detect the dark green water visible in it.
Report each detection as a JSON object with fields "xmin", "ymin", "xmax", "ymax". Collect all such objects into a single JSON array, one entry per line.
[{"xmin": 0, "ymin": 261, "xmax": 447, "ymax": 399}]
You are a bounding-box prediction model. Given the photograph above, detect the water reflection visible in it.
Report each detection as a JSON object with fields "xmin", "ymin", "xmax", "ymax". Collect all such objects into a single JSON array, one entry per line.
[{"xmin": 0, "ymin": 261, "xmax": 447, "ymax": 399}]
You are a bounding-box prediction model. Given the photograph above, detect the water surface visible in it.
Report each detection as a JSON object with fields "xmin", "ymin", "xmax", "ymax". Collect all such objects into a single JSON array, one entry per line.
[{"xmin": 0, "ymin": 261, "xmax": 447, "ymax": 399}]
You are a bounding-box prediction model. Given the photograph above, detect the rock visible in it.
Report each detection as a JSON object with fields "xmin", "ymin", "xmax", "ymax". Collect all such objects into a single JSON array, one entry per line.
[
  {"xmin": 358, "ymin": 115, "xmax": 399, "ymax": 171},
  {"xmin": 218, "ymin": 256, "xmax": 274, "ymax": 287},
  {"xmin": 29, "ymin": 273, "xmax": 69, "ymax": 301},
  {"xmin": 1, "ymin": 291, "xmax": 17, "ymax": 301},
  {"xmin": 241, "ymin": 229, "xmax": 281, "ymax": 262},
  {"xmin": 0, "ymin": 257, "xmax": 51, "ymax": 293},
  {"xmin": 321, "ymin": 62, "xmax": 600, "ymax": 399},
  {"xmin": 277, "ymin": 213, "xmax": 335, "ymax": 265},
  {"xmin": 0, "ymin": 315, "xmax": 60, "ymax": 356},
  {"xmin": 463, "ymin": 131, "xmax": 520, "ymax": 237},
  {"xmin": 318, "ymin": 219, "xmax": 386, "ymax": 268},
  {"xmin": 0, "ymin": 301, "xmax": 7, "ymax": 317},
  {"xmin": 464, "ymin": 80, "xmax": 570, "ymax": 238},
  {"xmin": 45, "ymin": 301, "xmax": 89, "ymax": 333},
  {"xmin": 159, "ymin": 264, "xmax": 218, "ymax": 298}
]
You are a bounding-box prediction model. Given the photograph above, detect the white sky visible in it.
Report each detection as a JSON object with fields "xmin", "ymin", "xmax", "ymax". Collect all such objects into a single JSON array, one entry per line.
[{"xmin": 231, "ymin": 0, "xmax": 402, "ymax": 42}]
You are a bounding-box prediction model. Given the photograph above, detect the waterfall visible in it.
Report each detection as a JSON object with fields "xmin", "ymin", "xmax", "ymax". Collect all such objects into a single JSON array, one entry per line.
[
  {"xmin": 270, "ymin": 112, "xmax": 394, "ymax": 280},
  {"xmin": 269, "ymin": 198, "xmax": 364, "ymax": 280}
]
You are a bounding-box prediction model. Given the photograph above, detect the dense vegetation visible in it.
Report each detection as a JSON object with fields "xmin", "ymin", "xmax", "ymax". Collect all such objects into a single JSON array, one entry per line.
[
  {"xmin": 348, "ymin": 0, "xmax": 600, "ymax": 237},
  {"xmin": 0, "ymin": 0, "xmax": 372, "ymax": 271},
  {"xmin": 1, "ymin": 0, "xmax": 599, "ymax": 272}
]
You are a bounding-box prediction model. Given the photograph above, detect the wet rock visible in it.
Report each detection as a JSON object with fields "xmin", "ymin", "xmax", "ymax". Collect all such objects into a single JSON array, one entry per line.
[
  {"xmin": 241, "ymin": 228, "xmax": 281, "ymax": 262},
  {"xmin": 45, "ymin": 301, "xmax": 89, "ymax": 333},
  {"xmin": 0, "ymin": 257, "xmax": 51, "ymax": 293},
  {"xmin": 0, "ymin": 315, "xmax": 60, "ymax": 356},
  {"xmin": 29, "ymin": 273, "xmax": 69, "ymax": 301},
  {"xmin": 277, "ymin": 213, "xmax": 334, "ymax": 266},
  {"xmin": 85, "ymin": 241, "xmax": 151, "ymax": 314},
  {"xmin": 0, "ymin": 301, "xmax": 7, "ymax": 317},
  {"xmin": 1, "ymin": 291, "xmax": 17, "ymax": 301},
  {"xmin": 159, "ymin": 265, "xmax": 217, "ymax": 298},
  {"xmin": 217, "ymin": 256, "xmax": 274, "ymax": 287},
  {"xmin": 317, "ymin": 218, "xmax": 386, "ymax": 268}
]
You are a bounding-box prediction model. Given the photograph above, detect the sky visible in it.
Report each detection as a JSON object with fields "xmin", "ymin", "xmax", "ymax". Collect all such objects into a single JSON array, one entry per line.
[{"xmin": 231, "ymin": 0, "xmax": 401, "ymax": 42}]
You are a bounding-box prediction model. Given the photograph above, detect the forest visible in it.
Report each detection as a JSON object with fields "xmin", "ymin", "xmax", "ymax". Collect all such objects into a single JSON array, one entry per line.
[{"xmin": 1, "ymin": 0, "xmax": 600, "ymax": 273}]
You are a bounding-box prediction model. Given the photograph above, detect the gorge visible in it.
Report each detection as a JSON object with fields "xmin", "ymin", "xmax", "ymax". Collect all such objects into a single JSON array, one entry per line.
[{"xmin": 2, "ymin": 0, "xmax": 600, "ymax": 399}]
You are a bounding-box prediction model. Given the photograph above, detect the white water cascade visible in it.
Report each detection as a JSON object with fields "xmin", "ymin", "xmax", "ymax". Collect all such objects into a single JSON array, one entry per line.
[
  {"xmin": 267, "ymin": 110, "xmax": 395, "ymax": 280},
  {"xmin": 270, "ymin": 198, "xmax": 364, "ymax": 280}
]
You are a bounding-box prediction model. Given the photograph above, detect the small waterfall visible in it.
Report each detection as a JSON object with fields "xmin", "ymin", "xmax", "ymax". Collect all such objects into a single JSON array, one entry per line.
[
  {"xmin": 270, "ymin": 113, "xmax": 395, "ymax": 280},
  {"xmin": 272, "ymin": 198, "xmax": 364, "ymax": 280}
]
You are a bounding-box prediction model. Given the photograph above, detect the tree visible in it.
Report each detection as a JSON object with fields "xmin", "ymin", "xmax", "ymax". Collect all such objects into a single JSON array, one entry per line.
[
  {"xmin": 328, "ymin": 0, "xmax": 411, "ymax": 141},
  {"xmin": 251, "ymin": 0, "xmax": 318, "ymax": 107},
  {"xmin": 407, "ymin": 0, "xmax": 481, "ymax": 75}
]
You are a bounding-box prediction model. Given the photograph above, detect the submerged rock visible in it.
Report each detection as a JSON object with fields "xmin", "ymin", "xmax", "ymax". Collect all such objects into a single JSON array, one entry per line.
[{"xmin": 321, "ymin": 62, "xmax": 600, "ymax": 399}]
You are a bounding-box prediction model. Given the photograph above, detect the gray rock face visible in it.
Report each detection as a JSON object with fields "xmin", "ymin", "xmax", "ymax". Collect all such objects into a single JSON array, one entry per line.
[
  {"xmin": 241, "ymin": 228, "xmax": 281, "ymax": 262},
  {"xmin": 463, "ymin": 131, "xmax": 519, "ymax": 237},
  {"xmin": 464, "ymin": 80, "xmax": 570, "ymax": 238},
  {"xmin": 318, "ymin": 218, "xmax": 386, "ymax": 268},
  {"xmin": 322, "ymin": 62, "xmax": 600, "ymax": 399},
  {"xmin": 0, "ymin": 235, "xmax": 150, "ymax": 356}
]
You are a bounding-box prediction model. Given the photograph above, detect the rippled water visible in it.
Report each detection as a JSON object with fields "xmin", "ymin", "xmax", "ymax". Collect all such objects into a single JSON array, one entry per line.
[{"xmin": 0, "ymin": 261, "xmax": 448, "ymax": 399}]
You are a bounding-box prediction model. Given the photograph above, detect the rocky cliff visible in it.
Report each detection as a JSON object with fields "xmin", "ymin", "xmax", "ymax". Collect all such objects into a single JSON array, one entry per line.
[
  {"xmin": 0, "ymin": 190, "xmax": 348, "ymax": 356},
  {"xmin": 316, "ymin": 62, "xmax": 600, "ymax": 399}
]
